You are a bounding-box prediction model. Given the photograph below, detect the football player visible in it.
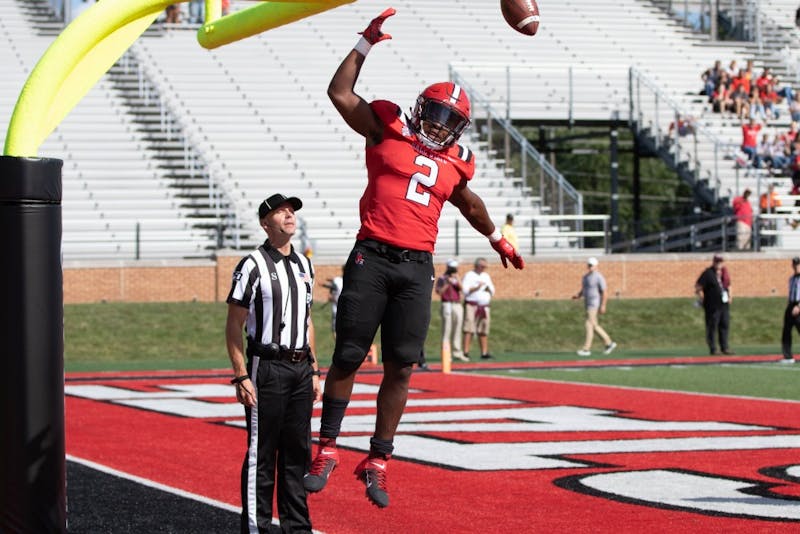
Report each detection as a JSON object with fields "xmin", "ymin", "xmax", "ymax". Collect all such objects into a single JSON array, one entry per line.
[{"xmin": 303, "ymin": 7, "xmax": 524, "ymax": 509}]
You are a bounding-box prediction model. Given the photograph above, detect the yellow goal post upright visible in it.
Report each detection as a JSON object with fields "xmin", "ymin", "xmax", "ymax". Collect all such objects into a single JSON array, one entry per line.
[
  {"xmin": 4, "ymin": 0, "xmax": 355, "ymax": 157},
  {"xmin": 0, "ymin": 2, "xmax": 353, "ymax": 532}
]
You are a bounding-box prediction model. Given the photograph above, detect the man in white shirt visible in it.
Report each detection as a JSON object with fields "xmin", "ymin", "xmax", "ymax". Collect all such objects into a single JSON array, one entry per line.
[{"xmin": 462, "ymin": 258, "xmax": 496, "ymax": 360}]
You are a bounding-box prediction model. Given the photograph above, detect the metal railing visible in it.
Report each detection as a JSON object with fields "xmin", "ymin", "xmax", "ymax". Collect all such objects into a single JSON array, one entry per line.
[
  {"xmin": 655, "ymin": 1, "xmax": 762, "ymax": 44},
  {"xmin": 449, "ymin": 66, "xmax": 584, "ymax": 218},
  {"xmin": 629, "ymin": 66, "xmax": 736, "ymax": 204},
  {"xmin": 610, "ymin": 215, "xmax": 736, "ymax": 253},
  {"xmin": 123, "ymin": 45, "xmax": 245, "ymax": 248}
]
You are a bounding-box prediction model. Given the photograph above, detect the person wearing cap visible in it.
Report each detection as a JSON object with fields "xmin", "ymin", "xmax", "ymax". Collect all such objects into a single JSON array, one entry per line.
[
  {"xmin": 435, "ymin": 259, "xmax": 467, "ymax": 361},
  {"xmin": 695, "ymin": 254, "xmax": 734, "ymax": 355},
  {"xmin": 225, "ymin": 193, "xmax": 322, "ymax": 533},
  {"xmin": 572, "ymin": 257, "xmax": 617, "ymax": 357},
  {"xmin": 780, "ymin": 256, "xmax": 800, "ymax": 364}
]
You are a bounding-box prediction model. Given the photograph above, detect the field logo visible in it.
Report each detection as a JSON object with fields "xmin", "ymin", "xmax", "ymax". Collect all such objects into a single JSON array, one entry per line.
[{"xmin": 66, "ymin": 377, "xmax": 800, "ymax": 522}]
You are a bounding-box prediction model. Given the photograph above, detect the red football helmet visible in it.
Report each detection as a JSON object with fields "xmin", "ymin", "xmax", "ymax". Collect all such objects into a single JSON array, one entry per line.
[{"xmin": 410, "ymin": 82, "xmax": 471, "ymax": 150}]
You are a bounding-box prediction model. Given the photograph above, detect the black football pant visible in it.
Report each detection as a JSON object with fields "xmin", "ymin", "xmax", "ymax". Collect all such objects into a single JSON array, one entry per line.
[
  {"xmin": 241, "ymin": 358, "xmax": 313, "ymax": 534},
  {"xmin": 704, "ymin": 305, "xmax": 729, "ymax": 354},
  {"xmin": 781, "ymin": 303, "xmax": 800, "ymax": 359}
]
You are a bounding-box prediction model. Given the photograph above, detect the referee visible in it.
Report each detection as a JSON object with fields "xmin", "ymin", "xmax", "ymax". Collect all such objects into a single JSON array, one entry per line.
[
  {"xmin": 781, "ymin": 256, "xmax": 800, "ymax": 364},
  {"xmin": 225, "ymin": 193, "xmax": 322, "ymax": 533}
]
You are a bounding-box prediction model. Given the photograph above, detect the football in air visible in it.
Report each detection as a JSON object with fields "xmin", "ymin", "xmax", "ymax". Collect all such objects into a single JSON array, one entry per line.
[{"xmin": 500, "ymin": 0, "xmax": 540, "ymax": 36}]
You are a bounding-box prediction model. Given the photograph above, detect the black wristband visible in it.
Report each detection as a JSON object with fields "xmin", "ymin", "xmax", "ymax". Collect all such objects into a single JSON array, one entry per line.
[
  {"xmin": 230, "ymin": 375, "xmax": 250, "ymax": 385},
  {"xmin": 311, "ymin": 370, "xmax": 322, "ymax": 377}
]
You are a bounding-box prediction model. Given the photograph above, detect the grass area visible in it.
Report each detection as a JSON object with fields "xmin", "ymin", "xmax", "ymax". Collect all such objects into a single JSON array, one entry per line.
[
  {"xmin": 65, "ymin": 297, "xmax": 787, "ymax": 370},
  {"xmin": 490, "ymin": 364, "xmax": 800, "ymax": 402},
  {"xmin": 64, "ymin": 297, "xmax": 797, "ymax": 401}
]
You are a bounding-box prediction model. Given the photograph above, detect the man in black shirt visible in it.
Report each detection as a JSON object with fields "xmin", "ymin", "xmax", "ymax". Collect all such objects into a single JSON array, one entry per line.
[{"xmin": 695, "ymin": 254, "xmax": 733, "ymax": 355}]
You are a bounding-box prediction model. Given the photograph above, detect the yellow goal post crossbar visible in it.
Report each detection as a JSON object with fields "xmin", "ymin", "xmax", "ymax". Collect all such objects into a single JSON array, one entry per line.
[{"xmin": 3, "ymin": 0, "xmax": 354, "ymax": 157}]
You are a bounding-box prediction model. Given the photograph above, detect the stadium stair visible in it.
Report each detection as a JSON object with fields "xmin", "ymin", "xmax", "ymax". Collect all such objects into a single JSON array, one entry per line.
[{"xmin": 1, "ymin": 0, "xmax": 232, "ymax": 260}]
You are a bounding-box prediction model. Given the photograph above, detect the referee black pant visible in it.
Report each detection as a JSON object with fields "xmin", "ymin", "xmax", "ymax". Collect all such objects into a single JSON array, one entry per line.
[
  {"xmin": 241, "ymin": 359, "xmax": 313, "ymax": 534},
  {"xmin": 781, "ymin": 303, "xmax": 800, "ymax": 359}
]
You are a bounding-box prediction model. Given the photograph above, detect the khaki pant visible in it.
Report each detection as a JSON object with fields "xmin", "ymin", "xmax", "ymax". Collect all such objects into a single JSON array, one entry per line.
[
  {"xmin": 736, "ymin": 221, "xmax": 752, "ymax": 251},
  {"xmin": 583, "ymin": 307, "xmax": 611, "ymax": 350},
  {"xmin": 463, "ymin": 303, "xmax": 490, "ymax": 335},
  {"xmin": 440, "ymin": 301, "xmax": 464, "ymax": 358}
]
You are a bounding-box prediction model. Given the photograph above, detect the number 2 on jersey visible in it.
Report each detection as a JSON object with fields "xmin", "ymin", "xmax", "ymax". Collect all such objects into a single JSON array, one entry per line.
[{"xmin": 405, "ymin": 155, "xmax": 439, "ymax": 206}]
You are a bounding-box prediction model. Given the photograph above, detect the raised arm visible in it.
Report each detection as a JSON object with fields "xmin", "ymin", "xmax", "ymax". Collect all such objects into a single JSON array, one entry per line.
[{"xmin": 327, "ymin": 8, "xmax": 395, "ymax": 146}]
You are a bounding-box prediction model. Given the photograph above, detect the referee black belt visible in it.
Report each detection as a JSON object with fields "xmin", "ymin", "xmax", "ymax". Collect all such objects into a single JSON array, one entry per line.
[
  {"xmin": 358, "ymin": 239, "xmax": 432, "ymax": 264},
  {"xmin": 246, "ymin": 339, "xmax": 311, "ymax": 363}
]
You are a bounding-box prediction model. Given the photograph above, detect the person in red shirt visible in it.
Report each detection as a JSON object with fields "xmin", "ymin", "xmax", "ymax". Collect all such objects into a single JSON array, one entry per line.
[
  {"xmin": 762, "ymin": 82, "xmax": 781, "ymax": 121},
  {"xmin": 741, "ymin": 117, "xmax": 762, "ymax": 167},
  {"xmin": 732, "ymin": 188, "xmax": 753, "ymax": 250},
  {"xmin": 302, "ymin": 8, "xmax": 524, "ymax": 509}
]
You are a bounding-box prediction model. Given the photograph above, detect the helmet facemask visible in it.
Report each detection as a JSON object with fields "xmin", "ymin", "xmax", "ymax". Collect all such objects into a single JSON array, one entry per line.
[{"xmin": 411, "ymin": 97, "xmax": 471, "ymax": 151}]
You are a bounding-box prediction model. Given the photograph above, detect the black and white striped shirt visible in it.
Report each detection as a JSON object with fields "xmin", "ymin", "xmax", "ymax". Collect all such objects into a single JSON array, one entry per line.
[
  {"xmin": 790, "ymin": 274, "xmax": 800, "ymax": 305},
  {"xmin": 227, "ymin": 241, "xmax": 314, "ymax": 349}
]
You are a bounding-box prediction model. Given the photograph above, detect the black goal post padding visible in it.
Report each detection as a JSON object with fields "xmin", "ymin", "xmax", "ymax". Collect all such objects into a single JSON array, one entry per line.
[{"xmin": 0, "ymin": 156, "xmax": 66, "ymax": 533}]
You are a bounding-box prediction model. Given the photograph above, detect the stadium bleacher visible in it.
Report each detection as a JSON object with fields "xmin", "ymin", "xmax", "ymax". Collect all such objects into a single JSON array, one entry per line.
[{"xmin": 5, "ymin": 0, "xmax": 800, "ymax": 259}]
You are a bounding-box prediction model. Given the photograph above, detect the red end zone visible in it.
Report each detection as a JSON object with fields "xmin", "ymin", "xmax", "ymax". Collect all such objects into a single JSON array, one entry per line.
[{"xmin": 65, "ymin": 370, "xmax": 800, "ymax": 532}]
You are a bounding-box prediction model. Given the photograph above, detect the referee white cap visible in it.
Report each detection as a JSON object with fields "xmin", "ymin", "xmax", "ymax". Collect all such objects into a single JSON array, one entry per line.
[
  {"xmin": 259, "ymin": 193, "xmax": 302, "ymax": 218},
  {"xmin": 587, "ymin": 257, "xmax": 599, "ymax": 266}
]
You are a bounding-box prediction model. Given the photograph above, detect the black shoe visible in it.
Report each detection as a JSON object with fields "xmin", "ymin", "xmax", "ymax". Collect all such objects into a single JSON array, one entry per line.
[
  {"xmin": 418, "ymin": 363, "xmax": 430, "ymax": 371},
  {"xmin": 721, "ymin": 349, "xmax": 735, "ymax": 355},
  {"xmin": 710, "ymin": 349, "xmax": 719, "ymax": 355},
  {"xmin": 480, "ymin": 353, "xmax": 494, "ymax": 360},
  {"xmin": 354, "ymin": 456, "xmax": 389, "ymax": 508}
]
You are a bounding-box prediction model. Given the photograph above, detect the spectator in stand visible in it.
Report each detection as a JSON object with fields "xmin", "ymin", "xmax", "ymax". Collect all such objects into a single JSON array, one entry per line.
[
  {"xmin": 791, "ymin": 141, "xmax": 800, "ymax": 185},
  {"xmin": 768, "ymin": 134, "xmax": 791, "ymax": 173},
  {"xmin": 796, "ymin": 5, "xmax": 800, "ymax": 29},
  {"xmin": 744, "ymin": 60, "xmax": 755, "ymax": 84},
  {"xmin": 730, "ymin": 72, "xmax": 750, "ymax": 120},
  {"xmin": 762, "ymin": 82, "xmax": 781, "ymax": 121},
  {"xmin": 774, "ymin": 75, "xmax": 795, "ymax": 104},
  {"xmin": 784, "ymin": 121, "xmax": 800, "ymax": 147},
  {"xmin": 761, "ymin": 182, "xmax": 783, "ymax": 213},
  {"xmin": 732, "ymin": 189, "xmax": 753, "ymax": 250},
  {"xmin": 756, "ymin": 133, "xmax": 773, "ymax": 169},
  {"xmin": 501, "ymin": 213, "xmax": 519, "ymax": 251},
  {"xmin": 668, "ymin": 114, "xmax": 696, "ymax": 137},
  {"xmin": 165, "ymin": 3, "xmax": 180, "ymax": 23},
  {"xmin": 726, "ymin": 59, "xmax": 739, "ymax": 78},
  {"xmin": 749, "ymin": 89, "xmax": 768, "ymax": 123},
  {"xmin": 702, "ymin": 60, "xmax": 723, "ymax": 102},
  {"xmin": 790, "ymin": 93, "xmax": 800, "ymax": 122},
  {"xmin": 755, "ymin": 67, "xmax": 773, "ymax": 94},
  {"xmin": 712, "ymin": 75, "xmax": 734, "ymax": 115},
  {"xmin": 761, "ymin": 182, "xmax": 783, "ymax": 246},
  {"xmin": 789, "ymin": 178, "xmax": 800, "ymax": 230},
  {"xmin": 189, "ymin": 0, "xmax": 204, "ymax": 23},
  {"xmin": 741, "ymin": 117, "xmax": 762, "ymax": 168}
]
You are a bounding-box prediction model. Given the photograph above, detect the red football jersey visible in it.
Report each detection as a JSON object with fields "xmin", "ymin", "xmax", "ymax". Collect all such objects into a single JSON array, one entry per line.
[{"xmin": 356, "ymin": 100, "xmax": 476, "ymax": 252}]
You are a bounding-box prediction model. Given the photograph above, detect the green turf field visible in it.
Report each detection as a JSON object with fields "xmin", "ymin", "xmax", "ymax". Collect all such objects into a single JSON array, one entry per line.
[{"xmin": 64, "ymin": 298, "xmax": 798, "ymax": 401}]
